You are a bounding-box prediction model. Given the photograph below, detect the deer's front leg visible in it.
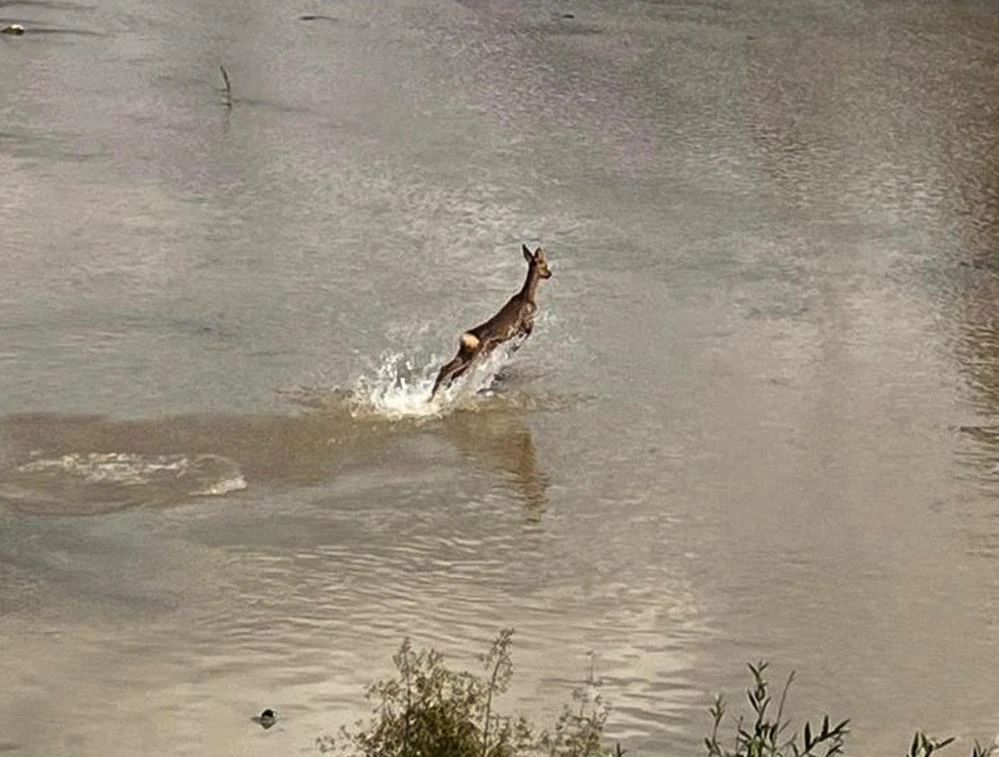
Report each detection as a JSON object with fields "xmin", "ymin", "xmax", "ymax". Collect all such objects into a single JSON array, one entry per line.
[{"xmin": 507, "ymin": 318, "xmax": 533, "ymax": 354}]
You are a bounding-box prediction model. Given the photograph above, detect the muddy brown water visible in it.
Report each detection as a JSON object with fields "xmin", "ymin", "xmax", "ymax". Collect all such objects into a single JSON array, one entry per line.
[{"xmin": 2, "ymin": 0, "xmax": 999, "ymax": 754}]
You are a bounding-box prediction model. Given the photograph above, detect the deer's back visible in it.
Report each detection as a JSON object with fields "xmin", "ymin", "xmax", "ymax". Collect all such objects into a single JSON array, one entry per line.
[{"xmin": 469, "ymin": 293, "xmax": 532, "ymax": 342}]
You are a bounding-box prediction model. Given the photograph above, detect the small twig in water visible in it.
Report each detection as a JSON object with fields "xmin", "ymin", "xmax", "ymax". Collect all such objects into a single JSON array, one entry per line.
[{"xmin": 218, "ymin": 64, "xmax": 232, "ymax": 108}]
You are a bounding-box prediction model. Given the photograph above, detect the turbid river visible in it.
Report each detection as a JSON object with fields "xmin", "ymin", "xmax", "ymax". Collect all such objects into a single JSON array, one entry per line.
[{"xmin": 1, "ymin": 0, "xmax": 998, "ymax": 754}]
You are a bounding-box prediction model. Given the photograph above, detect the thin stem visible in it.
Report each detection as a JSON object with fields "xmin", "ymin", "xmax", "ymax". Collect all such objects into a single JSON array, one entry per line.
[{"xmin": 481, "ymin": 652, "xmax": 503, "ymax": 756}]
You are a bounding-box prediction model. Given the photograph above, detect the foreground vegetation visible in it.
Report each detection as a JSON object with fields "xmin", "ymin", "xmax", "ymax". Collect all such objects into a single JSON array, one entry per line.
[{"xmin": 316, "ymin": 629, "xmax": 997, "ymax": 757}]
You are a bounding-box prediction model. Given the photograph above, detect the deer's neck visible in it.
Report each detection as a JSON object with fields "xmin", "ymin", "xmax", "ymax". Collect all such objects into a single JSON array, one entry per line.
[{"xmin": 519, "ymin": 266, "xmax": 541, "ymax": 303}]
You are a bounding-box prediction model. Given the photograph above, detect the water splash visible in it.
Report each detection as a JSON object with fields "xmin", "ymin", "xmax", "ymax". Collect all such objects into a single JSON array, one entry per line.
[{"xmin": 349, "ymin": 344, "xmax": 520, "ymax": 420}]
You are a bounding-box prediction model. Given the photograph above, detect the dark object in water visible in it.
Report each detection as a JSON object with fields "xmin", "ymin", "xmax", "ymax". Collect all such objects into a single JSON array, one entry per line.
[
  {"xmin": 561, "ymin": 13, "xmax": 575, "ymax": 19},
  {"xmin": 1, "ymin": 24, "xmax": 25, "ymax": 35},
  {"xmin": 218, "ymin": 64, "xmax": 232, "ymax": 109},
  {"xmin": 252, "ymin": 708, "xmax": 277, "ymax": 729}
]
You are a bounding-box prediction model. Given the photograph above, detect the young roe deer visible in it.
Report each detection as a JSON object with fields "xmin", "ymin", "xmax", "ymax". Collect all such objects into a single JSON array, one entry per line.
[{"xmin": 430, "ymin": 245, "xmax": 553, "ymax": 399}]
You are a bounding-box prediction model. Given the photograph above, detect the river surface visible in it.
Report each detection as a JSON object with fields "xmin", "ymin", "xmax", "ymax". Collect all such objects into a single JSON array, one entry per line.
[{"xmin": 2, "ymin": 0, "xmax": 999, "ymax": 754}]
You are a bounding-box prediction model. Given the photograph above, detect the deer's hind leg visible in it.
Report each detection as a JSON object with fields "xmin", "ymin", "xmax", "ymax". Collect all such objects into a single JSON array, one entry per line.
[{"xmin": 430, "ymin": 333, "xmax": 481, "ymax": 399}]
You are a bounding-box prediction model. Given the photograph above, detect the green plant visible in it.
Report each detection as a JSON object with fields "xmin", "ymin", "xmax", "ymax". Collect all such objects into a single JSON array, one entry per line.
[
  {"xmin": 704, "ymin": 662, "xmax": 849, "ymax": 757},
  {"xmin": 319, "ymin": 629, "xmax": 615, "ymax": 757},
  {"xmin": 907, "ymin": 732, "xmax": 999, "ymax": 757},
  {"xmin": 319, "ymin": 635, "xmax": 998, "ymax": 757},
  {"xmin": 970, "ymin": 739, "xmax": 999, "ymax": 757},
  {"xmin": 704, "ymin": 663, "xmax": 998, "ymax": 757},
  {"xmin": 908, "ymin": 732, "xmax": 956, "ymax": 757},
  {"xmin": 536, "ymin": 685, "xmax": 611, "ymax": 757}
]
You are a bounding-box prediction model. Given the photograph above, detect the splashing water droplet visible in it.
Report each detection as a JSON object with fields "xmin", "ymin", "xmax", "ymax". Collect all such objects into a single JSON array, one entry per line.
[{"xmin": 348, "ymin": 345, "xmax": 518, "ymax": 419}]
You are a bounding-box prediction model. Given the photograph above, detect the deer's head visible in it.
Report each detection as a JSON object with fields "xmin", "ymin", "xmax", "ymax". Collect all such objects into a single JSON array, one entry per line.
[{"xmin": 522, "ymin": 245, "xmax": 553, "ymax": 279}]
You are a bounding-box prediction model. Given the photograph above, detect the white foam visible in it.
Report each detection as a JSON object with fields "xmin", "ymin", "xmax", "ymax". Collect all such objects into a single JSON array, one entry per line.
[
  {"xmin": 17, "ymin": 452, "xmax": 246, "ymax": 497},
  {"xmin": 349, "ymin": 344, "xmax": 519, "ymax": 420},
  {"xmin": 195, "ymin": 474, "xmax": 247, "ymax": 496},
  {"xmin": 19, "ymin": 452, "xmax": 188, "ymax": 485}
]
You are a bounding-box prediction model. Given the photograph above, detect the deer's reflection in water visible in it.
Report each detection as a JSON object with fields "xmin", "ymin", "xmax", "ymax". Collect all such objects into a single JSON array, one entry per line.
[
  {"xmin": 0, "ymin": 401, "xmax": 550, "ymax": 519},
  {"xmin": 440, "ymin": 409, "xmax": 549, "ymax": 519}
]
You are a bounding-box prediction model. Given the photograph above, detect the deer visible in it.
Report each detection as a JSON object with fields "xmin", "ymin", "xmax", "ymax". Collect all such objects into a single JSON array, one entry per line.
[{"xmin": 430, "ymin": 244, "xmax": 553, "ymax": 400}]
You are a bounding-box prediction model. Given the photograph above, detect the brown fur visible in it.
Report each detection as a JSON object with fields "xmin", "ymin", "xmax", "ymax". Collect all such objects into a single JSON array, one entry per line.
[{"xmin": 431, "ymin": 245, "xmax": 552, "ymax": 399}]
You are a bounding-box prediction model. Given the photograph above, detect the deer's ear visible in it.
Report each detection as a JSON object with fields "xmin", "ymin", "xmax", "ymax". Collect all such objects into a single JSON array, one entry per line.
[
  {"xmin": 522, "ymin": 244, "xmax": 533, "ymax": 262},
  {"xmin": 533, "ymin": 246, "xmax": 544, "ymax": 260}
]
